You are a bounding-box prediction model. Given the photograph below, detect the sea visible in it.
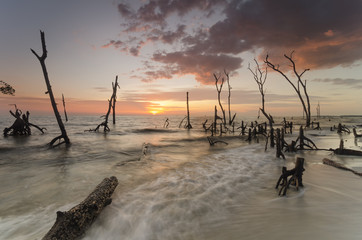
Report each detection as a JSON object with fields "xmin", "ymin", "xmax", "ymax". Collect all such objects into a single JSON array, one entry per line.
[{"xmin": 1, "ymin": 114, "xmax": 362, "ymax": 240}]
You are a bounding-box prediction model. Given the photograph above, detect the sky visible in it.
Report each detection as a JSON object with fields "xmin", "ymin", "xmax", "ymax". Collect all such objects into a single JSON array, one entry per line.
[{"xmin": 0, "ymin": 0, "xmax": 362, "ymax": 117}]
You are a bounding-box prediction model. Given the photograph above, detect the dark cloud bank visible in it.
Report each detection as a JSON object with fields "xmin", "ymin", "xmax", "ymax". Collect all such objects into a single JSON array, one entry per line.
[{"xmin": 106, "ymin": 0, "xmax": 362, "ymax": 84}]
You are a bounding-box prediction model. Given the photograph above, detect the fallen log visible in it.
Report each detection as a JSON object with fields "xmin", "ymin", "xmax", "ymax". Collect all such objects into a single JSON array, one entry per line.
[
  {"xmin": 42, "ymin": 176, "xmax": 118, "ymax": 240},
  {"xmin": 333, "ymin": 139, "xmax": 362, "ymax": 156},
  {"xmin": 323, "ymin": 158, "xmax": 362, "ymax": 176}
]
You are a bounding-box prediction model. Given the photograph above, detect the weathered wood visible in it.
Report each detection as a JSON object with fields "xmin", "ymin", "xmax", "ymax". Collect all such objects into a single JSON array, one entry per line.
[
  {"xmin": 62, "ymin": 94, "xmax": 68, "ymax": 122},
  {"xmin": 31, "ymin": 31, "xmax": 70, "ymax": 147},
  {"xmin": 353, "ymin": 128, "xmax": 362, "ymax": 138},
  {"xmin": 323, "ymin": 158, "xmax": 362, "ymax": 176},
  {"xmin": 42, "ymin": 176, "xmax": 118, "ymax": 240},
  {"xmin": 3, "ymin": 109, "xmax": 46, "ymax": 136},
  {"xmin": 295, "ymin": 126, "xmax": 318, "ymax": 150},
  {"xmin": 276, "ymin": 128, "xmax": 285, "ymax": 159},
  {"xmin": 214, "ymin": 73, "xmax": 226, "ymax": 125},
  {"xmin": 275, "ymin": 157, "xmax": 305, "ymax": 196},
  {"xmin": 112, "ymin": 76, "xmax": 119, "ymax": 125},
  {"xmin": 337, "ymin": 123, "xmax": 350, "ymax": 134},
  {"xmin": 334, "ymin": 139, "xmax": 362, "ymax": 156},
  {"xmin": 89, "ymin": 77, "xmax": 119, "ymax": 132},
  {"xmin": 185, "ymin": 92, "xmax": 192, "ymax": 129}
]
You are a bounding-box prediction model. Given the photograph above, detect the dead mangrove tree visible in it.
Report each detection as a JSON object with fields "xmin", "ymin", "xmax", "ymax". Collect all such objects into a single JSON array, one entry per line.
[
  {"xmin": 265, "ymin": 51, "xmax": 311, "ymax": 127},
  {"xmin": 214, "ymin": 73, "xmax": 226, "ymax": 125},
  {"xmin": 88, "ymin": 76, "xmax": 118, "ymax": 132},
  {"xmin": 3, "ymin": 107, "xmax": 46, "ymax": 136},
  {"xmin": 31, "ymin": 30, "xmax": 70, "ymax": 147}
]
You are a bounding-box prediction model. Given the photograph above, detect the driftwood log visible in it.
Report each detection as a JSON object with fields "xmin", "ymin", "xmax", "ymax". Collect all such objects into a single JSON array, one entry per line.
[
  {"xmin": 275, "ymin": 157, "xmax": 305, "ymax": 196},
  {"xmin": 42, "ymin": 176, "xmax": 118, "ymax": 240},
  {"xmin": 333, "ymin": 139, "xmax": 362, "ymax": 156},
  {"xmin": 323, "ymin": 158, "xmax": 362, "ymax": 176}
]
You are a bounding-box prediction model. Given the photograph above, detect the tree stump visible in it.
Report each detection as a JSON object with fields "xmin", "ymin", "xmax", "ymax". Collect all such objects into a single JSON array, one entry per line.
[
  {"xmin": 275, "ymin": 157, "xmax": 305, "ymax": 196},
  {"xmin": 42, "ymin": 176, "xmax": 118, "ymax": 240}
]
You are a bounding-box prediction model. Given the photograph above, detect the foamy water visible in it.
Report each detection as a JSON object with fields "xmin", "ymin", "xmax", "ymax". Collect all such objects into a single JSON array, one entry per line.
[{"xmin": 1, "ymin": 115, "xmax": 362, "ymax": 239}]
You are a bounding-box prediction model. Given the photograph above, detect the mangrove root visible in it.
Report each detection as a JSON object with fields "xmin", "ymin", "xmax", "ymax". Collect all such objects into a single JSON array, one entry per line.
[{"xmin": 275, "ymin": 157, "xmax": 305, "ymax": 196}]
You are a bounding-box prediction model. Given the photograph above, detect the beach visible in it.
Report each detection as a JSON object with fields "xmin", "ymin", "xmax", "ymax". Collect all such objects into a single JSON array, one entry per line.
[{"xmin": 1, "ymin": 115, "xmax": 362, "ymax": 239}]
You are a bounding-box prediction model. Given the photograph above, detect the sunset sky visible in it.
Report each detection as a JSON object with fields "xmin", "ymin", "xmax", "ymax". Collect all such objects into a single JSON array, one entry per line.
[{"xmin": 1, "ymin": 0, "xmax": 362, "ymax": 117}]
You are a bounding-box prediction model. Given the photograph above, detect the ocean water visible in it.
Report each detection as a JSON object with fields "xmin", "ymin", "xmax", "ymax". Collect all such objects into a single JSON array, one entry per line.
[{"xmin": 1, "ymin": 114, "xmax": 362, "ymax": 240}]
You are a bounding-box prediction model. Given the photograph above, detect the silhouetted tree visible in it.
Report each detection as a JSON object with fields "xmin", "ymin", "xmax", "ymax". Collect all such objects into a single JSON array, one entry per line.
[
  {"xmin": 248, "ymin": 59, "xmax": 274, "ymax": 129},
  {"xmin": 88, "ymin": 76, "xmax": 119, "ymax": 132},
  {"xmin": 213, "ymin": 73, "xmax": 226, "ymax": 125},
  {"xmin": 112, "ymin": 76, "xmax": 120, "ymax": 124},
  {"xmin": 62, "ymin": 94, "xmax": 68, "ymax": 122},
  {"xmin": 31, "ymin": 31, "xmax": 70, "ymax": 147},
  {"xmin": 265, "ymin": 51, "xmax": 311, "ymax": 127},
  {"xmin": 224, "ymin": 70, "xmax": 236, "ymax": 125},
  {"xmin": 185, "ymin": 92, "xmax": 192, "ymax": 129}
]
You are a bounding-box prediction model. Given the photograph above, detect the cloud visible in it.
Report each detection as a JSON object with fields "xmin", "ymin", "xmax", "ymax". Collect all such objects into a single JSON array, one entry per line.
[
  {"xmin": 312, "ymin": 78, "xmax": 362, "ymax": 89},
  {"xmin": 151, "ymin": 51, "xmax": 242, "ymax": 84},
  {"xmin": 110, "ymin": 0, "xmax": 362, "ymax": 84}
]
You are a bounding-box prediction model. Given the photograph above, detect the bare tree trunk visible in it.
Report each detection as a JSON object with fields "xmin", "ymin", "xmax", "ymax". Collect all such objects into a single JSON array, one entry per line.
[
  {"xmin": 185, "ymin": 92, "xmax": 192, "ymax": 129},
  {"xmin": 62, "ymin": 94, "xmax": 68, "ymax": 122},
  {"xmin": 224, "ymin": 70, "xmax": 236, "ymax": 125},
  {"xmin": 87, "ymin": 77, "xmax": 119, "ymax": 132},
  {"xmin": 213, "ymin": 73, "xmax": 226, "ymax": 125},
  {"xmin": 212, "ymin": 105, "xmax": 217, "ymax": 136},
  {"xmin": 248, "ymin": 59, "xmax": 274, "ymax": 129},
  {"xmin": 31, "ymin": 31, "xmax": 70, "ymax": 147},
  {"xmin": 112, "ymin": 76, "xmax": 119, "ymax": 125}
]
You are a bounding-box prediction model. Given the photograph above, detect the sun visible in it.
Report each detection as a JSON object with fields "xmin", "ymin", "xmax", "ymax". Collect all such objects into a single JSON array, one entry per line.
[{"xmin": 150, "ymin": 110, "xmax": 159, "ymax": 115}]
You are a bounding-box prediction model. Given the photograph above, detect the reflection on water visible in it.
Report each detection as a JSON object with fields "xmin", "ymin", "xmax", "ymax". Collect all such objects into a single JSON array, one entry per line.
[{"xmin": 1, "ymin": 115, "xmax": 362, "ymax": 239}]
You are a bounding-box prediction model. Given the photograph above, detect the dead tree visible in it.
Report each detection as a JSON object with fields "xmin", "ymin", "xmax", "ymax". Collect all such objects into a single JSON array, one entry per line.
[
  {"xmin": 31, "ymin": 31, "xmax": 70, "ymax": 147},
  {"xmin": 112, "ymin": 76, "xmax": 120, "ymax": 125},
  {"xmin": 295, "ymin": 126, "xmax": 318, "ymax": 150},
  {"xmin": 42, "ymin": 176, "xmax": 118, "ymax": 240},
  {"xmin": 353, "ymin": 128, "xmax": 362, "ymax": 138},
  {"xmin": 224, "ymin": 70, "xmax": 236, "ymax": 125},
  {"xmin": 213, "ymin": 73, "xmax": 226, "ymax": 125},
  {"xmin": 88, "ymin": 77, "xmax": 119, "ymax": 132},
  {"xmin": 185, "ymin": 92, "xmax": 192, "ymax": 129},
  {"xmin": 248, "ymin": 59, "xmax": 274, "ymax": 129},
  {"xmin": 211, "ymin": 105, "xmax": 223, "ymax": 136},
  {"xmin": 163, "ymin": 118, "xmax": 169, "ymax": 128},
  {"xmin": 275, "ymin": 128, "xmax": 285, "ymax": 159},
  {"xmin": 265, "ymin": 51, "xmax": 311, "ymax": 127},
  {"xmin": 62, "ymin": 94, "xmax": 68, "ymax": 122},
  {"xmin": 4, "ymin": 108, "xmax": 46, "ymax": 136},
  {"xmin": 337, "ymin": 123, "xmax": 350, "ymax": 134},
  {"xmin": 333, "ymin": 139, "xmax": 362, "ymax": 156},
  {"xmin": 275, "ymin": 157, "xmax": 305, "ymax": 196},
  {"xmin": 237, "ymin": 120, "xmax": 247, "ymax": 136}
]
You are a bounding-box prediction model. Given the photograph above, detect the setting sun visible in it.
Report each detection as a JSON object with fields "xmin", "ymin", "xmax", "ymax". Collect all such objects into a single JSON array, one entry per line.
[{"xmin": 150, "ymin": 110, "xmax": 159, "ymax": 115}]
